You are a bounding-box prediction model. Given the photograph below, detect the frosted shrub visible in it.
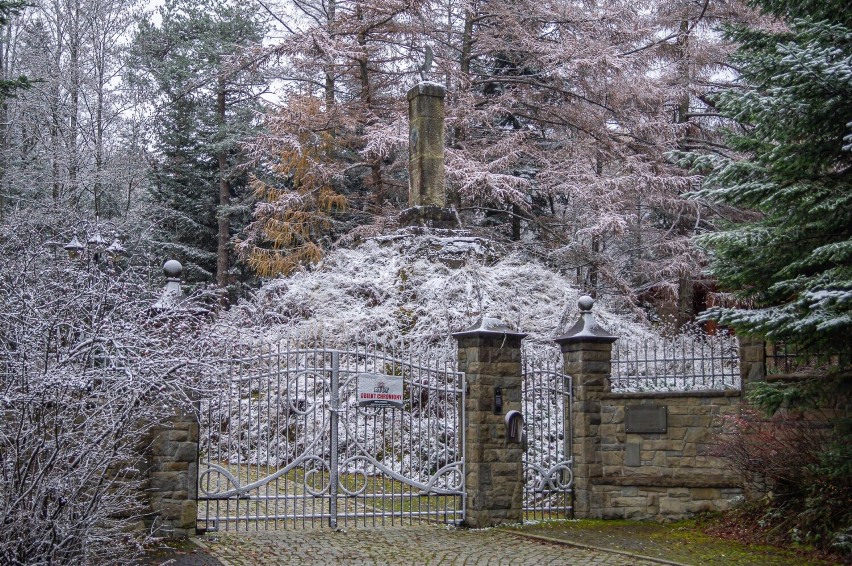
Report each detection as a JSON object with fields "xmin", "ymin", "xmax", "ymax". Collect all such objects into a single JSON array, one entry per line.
[{"xmin": 0, "ymin": 214, "xmax": 213, "ymax": 565}]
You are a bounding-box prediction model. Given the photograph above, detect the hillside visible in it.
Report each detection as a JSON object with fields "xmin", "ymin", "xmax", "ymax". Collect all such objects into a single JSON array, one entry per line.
[{"xmin": 222, "ymin": 229, "xmax": 655, "ymax": 348}]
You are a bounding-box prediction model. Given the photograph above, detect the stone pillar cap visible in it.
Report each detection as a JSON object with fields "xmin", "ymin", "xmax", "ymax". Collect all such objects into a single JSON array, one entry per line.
[
  {"xmin": 554, "ymin": 296, "xmax": 617, "ymax": 344},
  {"xmin": 407, "ymin": 81, "xmax": 446, "ymax": 100},
  {"xmin": 452, "ymin": 316, "xmax": 528, "ymax": 339}
]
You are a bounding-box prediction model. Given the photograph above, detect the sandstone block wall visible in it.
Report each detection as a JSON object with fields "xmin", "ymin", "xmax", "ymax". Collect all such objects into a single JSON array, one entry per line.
[
  {"xmin": 456, "ymin": 333, "xmax": 525, "ymax": 528},
  {"xmin": 142, "ymin": 408, "xmax": 199, "ymax": 537},
  {"xmin": 594, "ymin": 390, "xmax": 743, "ymax": 520}
]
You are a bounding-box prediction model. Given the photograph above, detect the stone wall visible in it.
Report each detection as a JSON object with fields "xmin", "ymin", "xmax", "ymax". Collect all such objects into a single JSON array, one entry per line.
[
  {"xmin": 557, "ymin": 296, "xmax": 751, "ymax": 522},
  {"xmin": 594, "ymin": 390, "xmax": 743, "ymax": 520},
  {"xmin": 141, "ymin": 407, "xmax": 199, "ymax": 537}
]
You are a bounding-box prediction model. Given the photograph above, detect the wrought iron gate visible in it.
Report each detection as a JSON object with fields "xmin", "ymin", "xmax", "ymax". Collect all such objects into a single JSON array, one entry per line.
[
  {"xmin": 197, "ymin": 341, "xmax": 465, "ymax": 531},
  {"xmin": 522, "ymin": 351, "xmax": 573, "ymax": 519}
]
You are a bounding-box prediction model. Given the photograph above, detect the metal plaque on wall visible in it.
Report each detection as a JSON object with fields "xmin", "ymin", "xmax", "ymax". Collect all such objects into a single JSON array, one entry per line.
[{"xmin": 625, "ymin": 406, "xmax": 667, "ymax": 433}]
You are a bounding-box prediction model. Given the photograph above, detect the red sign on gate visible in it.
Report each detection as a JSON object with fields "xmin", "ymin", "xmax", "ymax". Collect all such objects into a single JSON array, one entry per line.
[{"xmin": 357, "ymin": 373, "xmax": 404, "ymax": 408}]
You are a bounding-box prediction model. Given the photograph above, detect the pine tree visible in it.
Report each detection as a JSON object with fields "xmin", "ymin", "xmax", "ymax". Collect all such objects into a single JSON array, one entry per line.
[
  {"xmin": 0, "ymin": 1, "xmax": 30, "ymax": 100},
  {"xmin": 129, "ymin": 0, "xmax": 266, "ymax": 287},
  {"xmin": 686, "ymin": 0, "xmax": 852, "ymax": 349}
]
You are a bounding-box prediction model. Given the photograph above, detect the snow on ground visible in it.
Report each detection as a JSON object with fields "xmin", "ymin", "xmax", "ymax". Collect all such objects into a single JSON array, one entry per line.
[{"xmin": 222, "ymin": 231, "xmax": 655, "ymax": 348}]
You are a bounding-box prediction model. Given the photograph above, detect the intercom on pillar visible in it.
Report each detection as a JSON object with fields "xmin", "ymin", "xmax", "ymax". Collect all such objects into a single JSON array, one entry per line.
[{"xmin": 494, "ymin": 386, "xmax": 503, "ymax": 414}]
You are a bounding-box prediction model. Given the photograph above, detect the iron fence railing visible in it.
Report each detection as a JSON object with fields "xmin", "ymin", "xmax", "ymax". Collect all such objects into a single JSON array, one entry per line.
[
  {"xmin": 197, "ymin": 337, "xmax": 465, "ymax": 531},
  {"xmin": 611, "ymin": 331, "xmax": 740, "ymax": 392},
  {"xmin": 765, "ymin": 342, "xmax": 846, "ymax": 376}
]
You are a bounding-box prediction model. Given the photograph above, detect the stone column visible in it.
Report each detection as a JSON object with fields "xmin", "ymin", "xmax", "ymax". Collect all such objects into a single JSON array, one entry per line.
[
  {"xmin": 143, "ymin": 259, "xmax": 200, "ymax": 538},
  {"xmin": 453, "ymin": 317, "xmax": 526, "ymax": 528},
  {"xmin": 143, "ymin": 407, "xmax": 199, "ymax": 538},
  {"xmin": 407, "ymin": 82, "xmax": 446, "ymax": 208},
  {"xmin": 554, "ymin": 296, "xmax": 617, "ymax": 519},
  {"xmin": 739, "ymin": 334, "xmax": 766, "ymax": 392}
]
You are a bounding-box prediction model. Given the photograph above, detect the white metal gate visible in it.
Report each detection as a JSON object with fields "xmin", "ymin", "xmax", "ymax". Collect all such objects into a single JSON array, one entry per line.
[
  {"xmin": 522, "ymin": 351, "xmax": 573, "ymax": 519},
  {"xmin": 197, "ymin": 341, "xmax": 465, "ymax": 531}
]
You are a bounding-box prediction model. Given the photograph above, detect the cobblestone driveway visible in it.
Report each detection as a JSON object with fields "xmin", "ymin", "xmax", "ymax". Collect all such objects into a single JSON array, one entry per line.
[{"xmin": 194, "ymin": 525, "xmax": 663, "ymax": 565}]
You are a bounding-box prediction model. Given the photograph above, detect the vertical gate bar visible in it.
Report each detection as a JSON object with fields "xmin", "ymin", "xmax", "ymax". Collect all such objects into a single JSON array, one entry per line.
[
  {"xmin": 521, "ymin": 354, "xmax": 526, "ymax": 516},
  {"xmin": 236, "ymin": 347, "xmax": 243, "ymax": 530},
  {"xmin": 250, "ymin": 348, "xmax": 256, "ymax": 530},
  {"xmin": 408, "ymin": 346, "xmax": 415, "ymax": 525},
  {"xmin": 389, "ymin": 340, "xmax": 396, "ymax": 526},
  {"xmin": 368, "ymin": 340, "xmax": 375, "ymax": 527},
  {"xmin": 417, "ymin": 348, "xmax": 424, "ymax": 523},
  {"xmin": 443, "ymin": 353, "xmax": 450, "ymax": 522},
  {"xmin": 273, "ymin": 342, "xmax": 280, "ymax": 528},
  {"xmin": 225, "ymin": 349, "xmax": 234, "ymax": 531},
  {"xmin": 329, "ymin": 350, "xmax": 339, "ymax": 529},
  {"xmin": 253, "ymin": 349, "xmax": 260, "ymax": 529},
  {"xmin": 284, "ymin": 336, "xmax": 292, "ymax": 529},
  {"xmin": 264, "ymin": 344, "xmax": 271, "ymax": 529},
  {"xmin": 705, "ymin": 333, "xmax": 712, "ymax": 388},
  {"xmin": 460, "ymin": 348, "xmax": 466, "ymax": 525},
  {"xmin": 301, "ymin": 339, "xmax": 308, "ymax": 529}
]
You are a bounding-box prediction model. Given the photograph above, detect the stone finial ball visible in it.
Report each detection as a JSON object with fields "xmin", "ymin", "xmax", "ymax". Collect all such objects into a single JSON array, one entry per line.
[
  {"xmin": 578, "ymin": 295, "xmax": 595, "ymax": 312},
  {"xmin": 163, "ymin": 259, "xmax": 183, "ymax": 278}
]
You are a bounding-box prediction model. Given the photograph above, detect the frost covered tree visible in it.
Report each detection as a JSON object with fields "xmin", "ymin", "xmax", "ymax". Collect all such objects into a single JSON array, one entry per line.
[
  {"xmin": 0, "ymin": 210, "xmax": 213, "ymax": 564},
  {"xmin": 686, "ymin": 0, "xmax": 852, "ymax": 349},
  {"xmin": 248, "ymin": 0, "xmax": 750, "ymax": 314},
  {"xmin": 0, "ymin": 0, "xmax": 145, "ymax": 217},
  {"xmin": 0, "ymin": 1, "xmax": 31, "ymax": 100}
]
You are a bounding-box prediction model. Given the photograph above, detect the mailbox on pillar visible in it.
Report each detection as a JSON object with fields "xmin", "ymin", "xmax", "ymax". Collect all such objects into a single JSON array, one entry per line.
[{"xmin": 505, "ymin": 410, "xmax": 525, "ymax": 444}]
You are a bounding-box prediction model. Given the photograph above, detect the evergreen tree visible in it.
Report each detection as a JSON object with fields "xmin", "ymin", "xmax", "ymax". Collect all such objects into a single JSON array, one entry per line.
[
  {"xmin": 0, "ymin": 0, "xmax": 30, "ymax": 100},
  {"xmin": 686, "ymin": 0, "xmax": 852, "ymax": 349},
  {"xmin": 129, "ymin": 0, "xmax": 266, "ymax": 287}
]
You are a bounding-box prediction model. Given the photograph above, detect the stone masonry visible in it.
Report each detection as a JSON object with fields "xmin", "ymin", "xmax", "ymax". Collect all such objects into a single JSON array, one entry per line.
[
  {"xmin": 738, "ymin": 334, "xmax": 766, "ymax": 389},
  {"xmin": 141, "ymin": 407, "xmax": 199, "ymax": 537},
  {"xmin": 556, "ymin": 340, "xmax": 612, "ymax": 518},
  {"xmin": 407, "ymin": 82, "xmax": 446, "ymax": 208},
  {"xmin": 453, "ymin": 318, "xmax": 526, "ymax": 528},
  {"xmin": 595, "ymin": 391, "xmax": 742, "ymax": 520},
  {"xmin": 556, "ymin": 296, "xmax": 743, "ymax": 521}
]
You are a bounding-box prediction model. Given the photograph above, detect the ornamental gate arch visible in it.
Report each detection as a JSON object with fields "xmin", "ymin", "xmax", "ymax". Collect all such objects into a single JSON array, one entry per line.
[
  {"xmin": 196, "ymin": 338, "xmax": 573, "ymax": 531},
  {"xmin": 522, "ymin": 350, "xmax": 573, "ymax": 519},
  {"xmin": 196, "ymin": 340, "xmax": 465, "ymax": 532}
]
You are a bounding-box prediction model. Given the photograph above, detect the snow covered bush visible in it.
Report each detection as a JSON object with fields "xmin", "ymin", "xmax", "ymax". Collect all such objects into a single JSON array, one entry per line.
[{"xmin": 0, "ymin": 213, "xmax": 212, "ymax": 565}]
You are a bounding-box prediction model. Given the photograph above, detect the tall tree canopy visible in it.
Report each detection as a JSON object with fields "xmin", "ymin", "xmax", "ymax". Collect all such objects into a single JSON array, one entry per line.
[
  {"xmin": 129, "ymin": 0, "xmax": 267, "ymax": 287},
  {"xmin": 247, "ymin": 0, "xmax": 749, "ymax": 314},
  {"xmin": 687, "ymin": 0, "xmax": 852, "ymax": 348}
]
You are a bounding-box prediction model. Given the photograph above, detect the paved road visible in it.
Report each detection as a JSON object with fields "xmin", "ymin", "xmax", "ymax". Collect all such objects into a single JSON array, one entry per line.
[{"xmin": 193, "ymin": 525, "xmax": 664, "ymax": 566}]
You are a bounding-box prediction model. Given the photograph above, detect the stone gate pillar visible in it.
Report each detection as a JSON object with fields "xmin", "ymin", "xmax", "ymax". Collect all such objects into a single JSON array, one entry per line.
[
  {"xmin": 143, "ymin": 259, "xmax": 200, "ymax": 538},
  {"xmin": 739, "ymin": 334, "xmax": 766, "ymax": 392},
  {"xmin": 554, "ymin": 296, "xmax": 616, "ymax": 519},
  {"xmin": 453, "ymin": 317, "xmax": 526, "ymax": 527},
  {"xmin": 143, "ymin": 408, "xmax": 199, "ymax": 537}
]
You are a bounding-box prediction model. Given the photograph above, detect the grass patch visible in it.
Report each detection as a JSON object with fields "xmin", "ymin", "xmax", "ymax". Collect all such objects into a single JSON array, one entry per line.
[{"xmin": 505, "ymin": 518, "xmax": 842, "ymax": 566}]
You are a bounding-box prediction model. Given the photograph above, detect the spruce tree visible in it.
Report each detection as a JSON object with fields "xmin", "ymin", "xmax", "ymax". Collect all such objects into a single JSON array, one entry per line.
[
  {"xmin": 687, "ymin": 0, "xmax": 852, "ymax": 350},
  {"xmin": 0, "ymin": 1, "xmax": 30, "ymax": 100},
  {"xmin": 129, "ymin": 0, "xmax": 266, "ymax": 286}
]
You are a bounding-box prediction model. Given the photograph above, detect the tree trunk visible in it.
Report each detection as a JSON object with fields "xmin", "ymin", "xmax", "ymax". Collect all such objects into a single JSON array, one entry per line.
[
  {"xmin": 452, "ymin": 8, "xmax": 475, "ymax": 151},
  {"xmin": 68, "ymin": 0, "xmax": 80, "ymax": 208},
  {"xmin": 216, "ymin": 78, "xmax": 230, "ymax": 289},
  {"xmin": 324, "ymin": 0, "xmax": 336, "ymax": 111}
]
